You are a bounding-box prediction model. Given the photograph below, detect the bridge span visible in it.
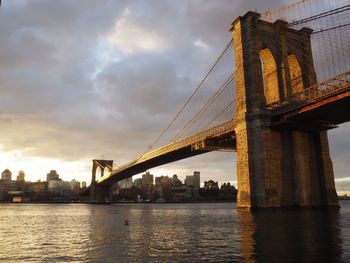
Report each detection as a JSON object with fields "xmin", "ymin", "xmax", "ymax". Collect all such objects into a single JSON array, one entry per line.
[{"xmin": 90, "ymin": 3, "xmax": 350, "ymax": 209}]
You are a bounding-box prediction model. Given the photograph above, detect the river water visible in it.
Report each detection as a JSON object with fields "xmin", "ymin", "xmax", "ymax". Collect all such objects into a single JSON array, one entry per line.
[{"xmin": 0, "ymin": 201, "xmax": 349, "ymax": 262}]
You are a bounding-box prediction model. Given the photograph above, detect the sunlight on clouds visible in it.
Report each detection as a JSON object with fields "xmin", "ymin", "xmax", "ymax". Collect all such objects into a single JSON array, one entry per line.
[
  {"xmin": 93, "ymin": 40, "xmax": 123, "ymax": 80},
  {"xmin": 335, "ymin": 177, "xmax": 350, "ymax": 195},
  {"xmin": 0, "ymin": 146, "xmax": 90, "ymax": 183},
  {"xmin": 194, "ymin": 39, "xmax": 210, "ymax": 52},
  {"xmin": 105, "ymin": 8, "xmax": 168, "ymax": 54}
]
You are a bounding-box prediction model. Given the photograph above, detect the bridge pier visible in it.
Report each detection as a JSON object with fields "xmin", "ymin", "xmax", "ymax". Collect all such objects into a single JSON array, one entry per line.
[
  {"xmin": 89, "ymin": 159, "xmax": 114, "ymax": 203},
  {"xmin": 231, "ymin": 12, "xmax": 338, "ymax": 209},
  {"xmin": 89, "ymin": 183, "xmax": 113, "ymax": 203}
]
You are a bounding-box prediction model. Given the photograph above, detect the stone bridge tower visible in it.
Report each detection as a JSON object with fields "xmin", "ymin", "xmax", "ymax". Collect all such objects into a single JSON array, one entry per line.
[
  {"xmin": 90, "ymin": 159, "xmax": 114, "ymax": 203},
  {"xmin": 231, "ymin": 12, "xmax": 338, "ymax": 209}
]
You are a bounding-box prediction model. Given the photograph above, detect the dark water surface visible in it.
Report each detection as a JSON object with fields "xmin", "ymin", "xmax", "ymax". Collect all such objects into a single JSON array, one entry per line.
[{"xmin": 0, "ymin": 201, "xmax": 349, "ymax": 262}]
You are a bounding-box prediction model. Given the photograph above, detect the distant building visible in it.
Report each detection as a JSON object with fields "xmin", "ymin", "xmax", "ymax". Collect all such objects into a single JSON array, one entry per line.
[
  {"xmin": 141, "ymin": 171, "xmax": 154, "ymax": 200},
  {"xmin": 200, "ymin": 180, "xmax": 220, "ymax": 200},
  {"xmin": 155, "ymin": 176, "xmax": 172, "ymax": 201},
  {"xmin": 193, "ymin": 171, "xmax": 200, "ymax": 188},
  {"xmin": 184, "ymin": 171, "xmax": 200, "ymax": 200},
  {"xmin": 114, "ymin": 187, "xmax": 140, "ymax": 202},
  {"xmin": 204, "ymin": 180, "xmax": 219, "ymax": 190},
  {"xmin": 0, "ymin": 179, "xmax": 17, "ymax": 201},
  {"xmin": 47, "ymin": 170, "xmax": 60, "ymax": 181},
  {"xmin": 219, "ymin": 182, "xmax": 237, "ymax": 201},
  {"xmin": 142, "ymin": 171, "xmax": 153, "ymax": 185},
  {"xmin": 172, "ymin": 185, "xmax": 192, "ymax": 201},
  {"xmin": 26, "ymin": 181, "xmax": 48, "ymax": 194},
  {"xmin": 1, "ymin": 169, "xmax": 12, "ymax": 181},
  {"xmin": 185, "ymin": 171, "xmax": 200, "ymax": 189},
  {"xmin": 26, "ymin": 181, "xmax": 49, "ymax": 201},
  {"xmin": 17, "ymin": 170, "xmax": 25, "ymax": 182},
  {"xmin": 171, "ymin": 174, "xmax": 182, "ymax": 187},
  {"xmin": 48, "ymin": 180, "xmax": 71, "ymax": 196},
  {"xmin": 82, "ymin": 181, "xmax": 87, "ymax": 188},
  {"xmin": 133, "ymin": 178, "xmax": 142, "ymax": 189},
  {"xmin": 118, "ymin": 177, "xmax": 133, "ymax": 189},
  {"xmin": 70, "ymin": 179, "xmax": 81, "ymax": 195}
]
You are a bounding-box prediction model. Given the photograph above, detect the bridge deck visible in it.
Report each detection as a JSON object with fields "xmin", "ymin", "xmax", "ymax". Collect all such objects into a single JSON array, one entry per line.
[
  {"xmin": 97, "ymin": 120, "xmax": 236, "ymax": 185},
  {"xmin": 269, "ymin": 71, "xmax": 350, "ymax": 131},
  {"xmin": 96, "ymin": 71, "xmax": 350, "ymax": 185}
]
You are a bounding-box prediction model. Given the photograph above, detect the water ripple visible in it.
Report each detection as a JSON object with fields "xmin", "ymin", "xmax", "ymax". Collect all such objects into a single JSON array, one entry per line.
[{"xmin": 0, "ymin": 202, "xmax": 349, "ymax": 262}]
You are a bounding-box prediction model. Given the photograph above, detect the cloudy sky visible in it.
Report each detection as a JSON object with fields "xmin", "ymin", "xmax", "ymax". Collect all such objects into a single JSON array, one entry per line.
[{"xmin": 0, "ymin": 0, "xmax": 349, "ymax": 192}]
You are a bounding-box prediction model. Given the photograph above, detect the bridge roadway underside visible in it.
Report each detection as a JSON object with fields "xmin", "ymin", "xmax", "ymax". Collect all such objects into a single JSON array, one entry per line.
[
  {"xmin": 272, "ymin": 89, "xmax": 350, "ymax": 131},
  {"xmin": 97, "ymin": 132, "xmax": 236, "ymax": 186},
  {"xmin": 100, "ymin": 148, "xmax": 208, "ymax": 186}
]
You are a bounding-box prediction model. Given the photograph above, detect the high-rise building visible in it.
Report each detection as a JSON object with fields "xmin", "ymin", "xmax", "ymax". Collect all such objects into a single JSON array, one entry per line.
[
  {"xmin": 185, "ymin": 175, "xmax": 195, "ymax": 187},
  {"xmin": 141, "ymin": 171, "xmax": 154, "ymax": 200},
  {"xmin": 142, "ymin": 171, "xmax": 153, "ymax": 185},
  {"xmin": 155, "ymin": 176, "xmax": 172, "ymax": 200},
  {"xmin": 82, "ymin": 181, "xmax": 87, "ymax": 188},
  {"xmin": 193, "ymin": 171, "xmax": 200, "ymax": 189},
  {"xmin": 16, "ymin": 170, "xmax": 25, "ymax": 182},
  {"xmin": 1, "ymin": 169, "xmax": 12, "ymax": 181},
  {"xmin": 70, "ymin": 179, "xmax": 81, "ymax": 194},
  {"xmin": 46, "ymin": 170, "xmax": 59, "ymax": 181},
  {"xmin": 185, "ymin": 171, "xmax": 201, "ymax": 200}
]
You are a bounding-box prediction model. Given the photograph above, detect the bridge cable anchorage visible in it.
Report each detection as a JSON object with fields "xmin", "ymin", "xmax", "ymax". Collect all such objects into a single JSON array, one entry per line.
[{"xmin": 141, "ymin": 39, "xmax": 234, "ymax": 155}]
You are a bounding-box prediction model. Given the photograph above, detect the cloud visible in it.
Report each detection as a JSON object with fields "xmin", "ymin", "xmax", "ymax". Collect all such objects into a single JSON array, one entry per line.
[
  {"xmin": 105, "ymin": 8, "xmax": 169, "ymax": 55},
  {"xmin": 0, "ymin": 0, "xmax": 348, "ymax": 187}
]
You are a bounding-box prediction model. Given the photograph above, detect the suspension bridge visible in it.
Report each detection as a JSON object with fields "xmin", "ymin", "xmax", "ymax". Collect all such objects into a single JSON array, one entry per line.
[{"xmin": 90, "ymin": 0, "xmax": 350, "ymax": 208}]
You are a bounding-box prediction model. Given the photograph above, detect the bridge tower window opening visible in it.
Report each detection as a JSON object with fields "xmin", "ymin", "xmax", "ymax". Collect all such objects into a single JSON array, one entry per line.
[
  {"xmin": 287, "ymin": 54, "xmax": 304, "ymax": 95},
  {"xmin": 95, "ymin": 166, "xmax": 103, "ymax": 180},
  {"xmin": 259, "ymin": 48, "xmax": 280, "ymax": 105}
]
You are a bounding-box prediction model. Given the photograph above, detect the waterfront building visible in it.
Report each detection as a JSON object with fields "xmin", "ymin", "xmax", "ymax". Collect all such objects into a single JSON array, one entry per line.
[
  {"xmin": 142, "ymin": 171, "xmax": 153, "ymax": 185},
  {"xmin": 200, "ymin": 180, "xmax": 220, "ymax": 200},
  {"xmin": 193, "ymin": 171, "xmax": 200, "ymax": 189},
  {"xmin": 118, "ymin": 177, "xmax": 133, "ymax": 189},
  {"xmin": 0, "ymin": 179, "xmax": 17, "ymax": 201},
  {"xmin": 219, "ymin": 182, "xmax": 238, "ymax": 201},
  {"xmin": 171, "ymin": 174, "xmax": 182, "ymax": 187},
  {"xmin": 25, "ymin": 181, "xmax": 49, "ymax": 201},
  {"xmin": 26, "ymin": 181, "xmax": 48, "ymax": 193},
  {"xmin": 133, "ymin": 178, "xmax": 142, "ymax": 189},
  {"xmin": 1, "ymin": 169, "xmax": 12, "ymax": 181},
  {"xmin": 172, "ymin": 185, "xmax": 192, "ymax": 201},
  {"xmin": 115, "ymin": 187, "xmax": 140, "ymax": 202},
  {"xmin": 185, "ymin": 171, "xmax": 200, "ymax": 200},
  {"xmin": 204, "ymin": 180, "xmax": 219, "ymax": 190},
  {"xmin": 48, "ymin": 180, "xmax": 72, "ymax": 196},
  {"xmin": 155, "ymin": 176, "xmax": 172, "ymax": 201},
  {"xmin": 46, "ymin": 170, "xmax": 59, "ymax": 181},
  {"xmin": 16, "ymin": 170, "xmax": 25, "ymax": 182},
  {"xmin": 141, "ymin": 171, "xmax": 154, "ymax": 200},
  {"xmin": 70, "ymin": 179, "xmax": 81, "ymax": 195}
]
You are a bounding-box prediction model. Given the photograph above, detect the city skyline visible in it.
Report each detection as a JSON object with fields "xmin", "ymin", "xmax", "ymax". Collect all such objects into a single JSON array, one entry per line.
[{"xmin": 0, "ymin": 0, "xmax": 349, "ymax": 193}]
